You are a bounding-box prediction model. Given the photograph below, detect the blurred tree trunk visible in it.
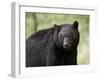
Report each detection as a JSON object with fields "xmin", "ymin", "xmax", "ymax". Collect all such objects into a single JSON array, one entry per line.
[
  {"xmin": 32, "ymin": 13, "xmax": 38, "ymax": 32},
  {"xmin": 26, "ymin": 13, "xmax": 38, "ymax": 38}
]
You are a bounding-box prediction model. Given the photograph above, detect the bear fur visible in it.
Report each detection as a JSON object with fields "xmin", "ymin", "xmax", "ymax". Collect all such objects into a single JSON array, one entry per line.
[{"xmin": 26, "ymin": 21, "xmax": 80, "ymax": 67}]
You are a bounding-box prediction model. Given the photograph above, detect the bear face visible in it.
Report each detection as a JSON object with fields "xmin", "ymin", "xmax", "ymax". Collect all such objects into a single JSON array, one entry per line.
[{"xmin": 54, "ymin": 21, "xmax": 80, "ymax": 50}]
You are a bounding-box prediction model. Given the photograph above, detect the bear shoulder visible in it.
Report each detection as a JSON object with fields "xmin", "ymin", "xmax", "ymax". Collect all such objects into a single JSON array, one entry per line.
[{"xmin": 26, "ymin": 26, "xmax": 58, "ymax": 44}]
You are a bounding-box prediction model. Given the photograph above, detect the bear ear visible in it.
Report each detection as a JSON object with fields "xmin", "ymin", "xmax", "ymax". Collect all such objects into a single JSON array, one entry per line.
[
  {"xmin": 72, "ymin": 21, "xmax": 79, "ymax": 29},
  {"xmin": 54, "ymin": 24, "xmax": 59, "ymax": 29},
  {"xmin": 54, "ymin": 24, "xmax": 59, "ymax": 27}
]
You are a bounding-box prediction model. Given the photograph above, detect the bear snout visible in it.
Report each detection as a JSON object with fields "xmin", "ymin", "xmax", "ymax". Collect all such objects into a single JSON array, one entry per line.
[
  {"xmin": 63, "ymin": 43, "xmax": 71, "ymax": 49},
  {"xmin": 63, "ymin": 38, "xmax": 71, "ymax": 49}
]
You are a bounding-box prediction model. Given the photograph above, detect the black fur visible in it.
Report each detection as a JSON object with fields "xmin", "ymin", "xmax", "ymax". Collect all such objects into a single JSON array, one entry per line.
[{"xmin": 26, "ymin": 21, "xmax": 80, "ymax": 67}]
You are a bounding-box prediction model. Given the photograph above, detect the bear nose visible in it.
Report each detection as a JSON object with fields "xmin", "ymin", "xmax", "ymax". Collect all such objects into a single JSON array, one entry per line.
[
  {"xmin": 64, "ymin": 44, "xmax": 68, "ymax": 47},
  {"xmin": 63, "ymin": 43, "xmax": 69, "ymax": 48}
]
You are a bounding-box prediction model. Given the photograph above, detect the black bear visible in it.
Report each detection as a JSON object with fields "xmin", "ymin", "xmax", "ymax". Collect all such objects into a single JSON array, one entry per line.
[{"xmin": 26, "ymin": 21, "xmax": 80, "ymax": 67}]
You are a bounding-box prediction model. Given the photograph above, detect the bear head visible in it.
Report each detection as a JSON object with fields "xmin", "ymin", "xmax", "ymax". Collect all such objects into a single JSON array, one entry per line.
[{"xmin": 54, "ymin": 21, "xmax": 80, "ymax": 50}]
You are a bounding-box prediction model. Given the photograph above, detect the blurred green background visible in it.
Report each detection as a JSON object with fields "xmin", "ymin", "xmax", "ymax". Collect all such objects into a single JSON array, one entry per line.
[{"xmin": 25, "ymin": 12, "xmax": 90, "ymax": 64}]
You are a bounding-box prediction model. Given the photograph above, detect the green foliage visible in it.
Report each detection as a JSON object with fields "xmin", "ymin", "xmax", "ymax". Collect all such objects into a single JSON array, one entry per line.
[{"xmin": 25, "ymin": 12, "xmax": 90, "ymax": 64}]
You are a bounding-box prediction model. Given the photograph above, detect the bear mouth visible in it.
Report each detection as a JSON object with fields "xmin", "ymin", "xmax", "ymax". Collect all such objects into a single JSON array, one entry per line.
[{"xmin": 63, "ymin": 44, "xmax": 71, "ymax": 49}]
